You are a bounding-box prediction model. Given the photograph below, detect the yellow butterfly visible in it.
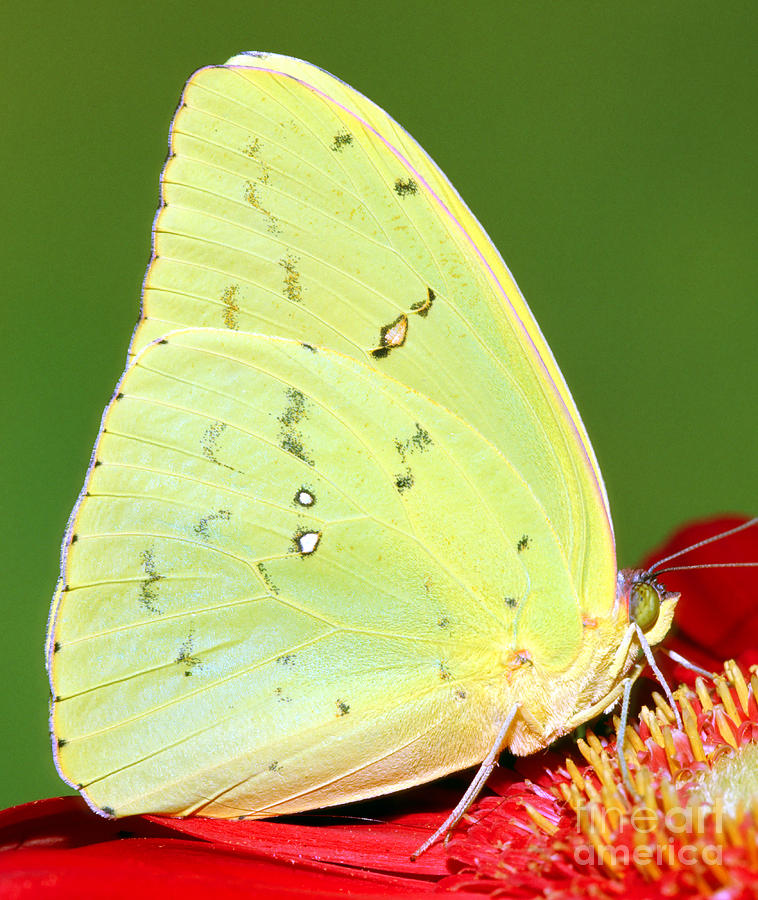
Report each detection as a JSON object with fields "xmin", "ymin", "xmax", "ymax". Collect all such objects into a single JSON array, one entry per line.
[{"xmin": 46, "ymin": 53, "xmax": 677, "ymax": 842}]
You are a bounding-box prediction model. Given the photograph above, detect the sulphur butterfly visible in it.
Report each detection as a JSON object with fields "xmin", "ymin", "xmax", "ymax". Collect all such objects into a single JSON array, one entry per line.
[{"xmin": 47, "ymin": 53, "xmax": 677, "ymax": 829}]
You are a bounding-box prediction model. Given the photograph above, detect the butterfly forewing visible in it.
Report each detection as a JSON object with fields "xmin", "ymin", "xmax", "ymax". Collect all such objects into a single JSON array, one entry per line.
[{"xmin": 132, "ymin": 55, "xmax": 614, "ymax": 613}]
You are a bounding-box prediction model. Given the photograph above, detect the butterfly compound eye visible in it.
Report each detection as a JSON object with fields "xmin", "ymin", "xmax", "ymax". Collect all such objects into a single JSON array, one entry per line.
[{"xmin": 629, "ymin": 581, "xmax": 661, "ymax": 632}]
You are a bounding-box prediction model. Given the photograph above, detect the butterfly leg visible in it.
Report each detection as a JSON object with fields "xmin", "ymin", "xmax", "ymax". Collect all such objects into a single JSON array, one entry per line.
[
  {"xmin": 633, "ymin": 624, "xmax": 682, "ymax": 729},
  {"xmin": 616, "ymin": 675, "xmax": 636, "ymax": 794},
  {"xmin": 411, "ymin": 702, "xmax": 520, "ymax": 860}
]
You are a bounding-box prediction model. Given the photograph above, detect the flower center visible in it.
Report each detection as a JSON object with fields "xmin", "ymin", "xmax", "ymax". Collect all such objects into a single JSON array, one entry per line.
[{"xmin": 691, "ymin": 740, "xmax": 758, "ymax": 817}]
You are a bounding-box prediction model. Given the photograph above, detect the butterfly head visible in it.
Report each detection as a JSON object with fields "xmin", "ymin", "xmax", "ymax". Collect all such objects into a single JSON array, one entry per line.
[{"xmin": 616, "ymin": 567, "xmax": 679, "ymax": 649}]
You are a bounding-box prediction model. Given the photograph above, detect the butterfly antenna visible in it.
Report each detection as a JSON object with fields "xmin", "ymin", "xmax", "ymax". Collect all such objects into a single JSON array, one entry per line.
[
  {"xmin": 647, "ymin": 516, "xmax": 758, "ymax": 575},
  {"xmin": 652, "ymin": 562, "xmax": 758, "ymax": 576}
]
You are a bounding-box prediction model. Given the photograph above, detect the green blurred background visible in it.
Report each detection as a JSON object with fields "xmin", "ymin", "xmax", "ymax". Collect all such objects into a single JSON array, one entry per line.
[{"xmin": 2, "ymin": 1, "xmax": 756, "ymax": 810}]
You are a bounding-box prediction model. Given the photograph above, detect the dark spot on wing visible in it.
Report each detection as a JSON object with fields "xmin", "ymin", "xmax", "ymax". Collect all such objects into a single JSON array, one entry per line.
[
  {"xmin": 70, "ymin": 534, "xmax": 78, "ymax": 544},
  {"xmin": 279, "ymin": 388, "xmax": 307, "ymax": 427},
  {"xmin": 221, "ymin": 284, "xmax": 240, "ymax": 330},
  {"xmin": 278, "ymin": 388, "xmax": 314, "ymax": 466},
  {"xmin": 410, "ymin": 424, "xmax": 432, "ymax": 452},
  {"xmin": 280, "ymin": 433, "xmax": 314, "ymax": 465},
  {"xmin": 276, "ymin": 654, "xmax": 296, "ymax": 665},
  {"xmin": 455, "ymin": 689, "xmax": 467, "ymax": 701},
  {"xmin": 395, "ymin": 423, "xmax": 433, "ymax": 463},
  {"xmin": 336, "ymin": 700, "xmax": 350, "ymax": 716},
  {"xmin": 138, "ymin": 549, "xmax": 164, "ymax": 614},
  {"xmin": 301, "ymin": 342, "xmax": 317, "ymax": 352},
  {"xmin": 268, "ymin": 761, "xmax": 282, "ymax": 772},
  {"xmin": 244, "ymin": 179, "xmax": 280, "ymax": 234},
  {"xmin": 331, "ymin": 130, "xmax": 353, "ymax": 151},
  {"xmin": 94, "ymin": 460, "xmax": 103, "ymax": 467},
  {"xmin": 275, "ymin": 686, "xmax": 292, "ymax": 702},
  {"xmin": 116, "ymin": 392, "xmax": 124, "ymax": 400},
  {"xmin": 504, "ymin": 596, "xmax": 518, "ymax": 608},
  {"xmin": 517, "ymin": 535, "xmax": 530, "ymax": 552},
  {"xmin": 194, "ymin": 508, "xmax": 232, "ymax": 541},
  {"xmin": 102, "ymin": 807, "xmax": 115, "ymax": 816},
  {"xmin": 53, "ymin": 641, "xmax": 61, "ymax": 653},
  {"xmin": 437, "ymin": 617, "xmax": 449, "ymax": 628},
  {"xmin": 175, "ymin": 629, "xmax": 202, "ymax": 677},
  {"xmin": 201, "ymin": 421, "xmax": 234, "ymax": 470},
  {"xmin": 395, "ymin": 469, "xmax": 414, "ymax": 493},
  {"xmin": 370, "ymin": 314, "xmax": 408, "ymax": 358},
  {"xmin": 257, "ymin": 562, "xmax": 279, "ymax": 595},
  {"xmin": 439, "ymin": 662, "xmax": 451, "ymax": 680},
  {"xmin": 57, "ymin": 737, "xmax": 67, "ymax": 748},
  {"xmin": 394, "ymin": 177, "xmax": 418, "ymax": 196},
  {"xmin": 244, "ymin": 138, "xmax": 271, "ymax": 184},
  {"xmin": 279, "ymin": 253, "xmax": 303, "ymax": 303},
  {"xmin": 410, "ymin": 287, "xmax": 435, "ymax": 318}
]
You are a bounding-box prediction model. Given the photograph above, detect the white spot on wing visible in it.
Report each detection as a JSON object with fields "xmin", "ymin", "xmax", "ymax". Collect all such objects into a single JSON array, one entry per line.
[
  {"xmin": 298, "ymin": 531, "xmax": 320, "ymax": 554},
  {"xmin": 297, "ymin": 490, "xmax": 314, "ymax": 506}
]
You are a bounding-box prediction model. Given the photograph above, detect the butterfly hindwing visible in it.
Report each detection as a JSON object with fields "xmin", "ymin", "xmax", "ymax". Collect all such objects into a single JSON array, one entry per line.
[{"xmin": 50, "ymin": 328, "xmax": 584, "ymax": 817}]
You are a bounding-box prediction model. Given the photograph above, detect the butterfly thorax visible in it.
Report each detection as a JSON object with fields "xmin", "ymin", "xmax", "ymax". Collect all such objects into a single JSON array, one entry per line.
[{"xmin": 497, "ymin": 568, "xmax": 678, "ymax": 755}]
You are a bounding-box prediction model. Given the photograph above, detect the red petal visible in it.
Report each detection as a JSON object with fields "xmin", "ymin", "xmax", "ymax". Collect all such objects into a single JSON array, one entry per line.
[
  {"xmin": 0, "ymin": 796, "xmax": 484, "ymax": 899},
  {"xmin": 144, "ymin": 809, "xmax": 448, "ymax": 876},
  {"xmin": 0, "ymin": 840, "xmax": 434, "ymax": 900}
]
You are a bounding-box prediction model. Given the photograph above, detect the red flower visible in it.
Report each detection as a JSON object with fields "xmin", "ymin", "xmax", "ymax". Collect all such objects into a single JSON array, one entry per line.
[{"xmin": 2, "ymin": 517, "xmax": 756, "ymax": 898}]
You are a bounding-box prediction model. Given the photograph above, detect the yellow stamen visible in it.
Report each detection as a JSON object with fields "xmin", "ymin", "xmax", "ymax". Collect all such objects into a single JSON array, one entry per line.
[
  {"xmin": 652, "ymin": 691, "xmax": 676, "ymax": 724},
  {"xmin": 524, "ymin": 803, "xmax": 558, "ymax": 835},
  {"xmin": 625, "ymin": 723, "xmax": 646, "ymax": 755},
  {"xmin": 750, "ymin": 670, "xmax": 758, "ymax": 704},
  {"xmin": 565, "ymin": 757, "xmax": 586, "ymax": 793},
  {"xmin": 695, "ymin": 676, "xmax": 713, "ymax": 711},
  {"xmin": 725, "ymin": 659, "xmax": 750, "ymax": 713},
  {"xmin": 713, "ymin": 707, "xmax": 738, "ymax": 748},
  {"xmin": 645, "ymin": 707, "xmax": 666, "ymax": 748},
  {"xmin": 681, "ymin": 700, "xmax": 706, "ymax": 762},
  {"xmin": 659, "ymin": 778, "xmax": 677, "ymax": 815},
  {"xmin": 632, "ymin": 827, "xmax": 662, "ymax": 880},
  {"xmin": 662, "ymin": 726, "xmax": 679, "ymax": 778},
  {"xmin": 746, "ymin": 823, "xmax": 757, "ymax": 867},
  {"xmin": 558, "ymin": 781, "xmax": 577, "ymax": 811},
  {"xmin": 714, "ymin": 673, "xmax": 740, "ymax": 724},
  {"xmin": 576, "ymin": 737, "xmax": 594, "ymax": 768},
  {"xmin": 724, "ymin": 809, "xmax": 743, "ymax": 847}
]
